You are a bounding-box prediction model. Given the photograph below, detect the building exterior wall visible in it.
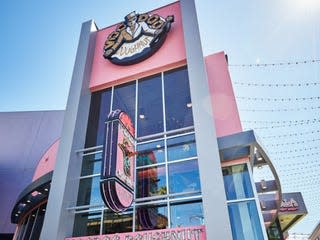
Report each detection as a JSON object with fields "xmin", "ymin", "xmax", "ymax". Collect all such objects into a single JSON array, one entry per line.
[
  {"xmin": 39, "ymin": 1, "xmax": 266, "ymax": 240},
  {"xmin": 89, "ymin": 2, "xmax": 186, "ymax": 92},
  {"xmin": 0, "ymin": 110, "xmax": 64, "ymax": 235}
]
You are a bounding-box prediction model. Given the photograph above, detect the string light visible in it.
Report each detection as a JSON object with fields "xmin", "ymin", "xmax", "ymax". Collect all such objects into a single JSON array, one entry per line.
[
  {"xmin": 270, "ymin": 146, "xmax": 320, "ymax": 155},
  {"xmin": 265, "ymin": 138, "xmax": 320, "ymax": 147},
  {"xmin": 273, "ymin": 151, "xmax": 320, "ymax": 160},
  {"xmin": 233, "ymin": 82, "xmax": 320, "ymax": 87},
  {"xmin": 243, "ymin": 119, "xmax": 320, "ymax": 130},
  {"xmin": 262, "ymin": 130, "xmax": 320, "ymax": 139},
  {"xmin": 229, "ymin": 59, "xmax": 320, "ymax": 67},
  {"xmin": 239, "ymin": 106, "xmax": 320, "ymax": 112},
  {"xmin": 236, "ymin": 96, "xmax": 320, "ymax": 101},
  {"xmin": 242, "ymin": 118, "xmax": 319, "ymax": 124}
]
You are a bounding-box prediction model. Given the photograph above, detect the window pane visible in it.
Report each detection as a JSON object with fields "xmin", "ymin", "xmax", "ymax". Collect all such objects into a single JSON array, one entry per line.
[
  {"xmin": 167, "ymin": 134, "xmax": 197, "ymax": 161},
  {"xmin": 222, "ymin": 164, "xmax": 254, "ymax": 200},
  {"xmin": 103, "ymin": 208, "xmax": 133, "ymax": 234},
  {"xmin": 136, "ymin": 165, "xmax": 167, "ymax": 198},
  {"xmin": 137, "ymin": 74, "xmax": 163, "ymax": 137},
  {"xmin": 73, "ymin": 211, "xmax": 101, "ymax": 237},
  {"xmin": 29, "ymin": 203, "xmax": 47, "ymax": 240},
  {"xmin": 81, "ymin": 152, "xmax": 102, "ymax": 176},
  {"xmin": 170, "ymin": 201, "xmax": 204, "ymax": 228},
  {"xmin": 85, "ymin": 89, "xmax": 112, "ymax": 147},
  {"xmin": 22, "ymin": 209, "xmax": 37, "ymax": 239},
  {"xmin": 164, "ymin": 67, "xmax": 193, "ymax": 131},
  {"xmin": 228, "ymin": 201, "xmax": 264, "ymax": 240},
  {"xmin": 136, "ymin": 203, "xmax": 168, "ymax": 231},
  {"xmin": 112, "ymin": 81, "xmax": 136, "ymax": 126},
  {"xmin": 168, "ymin": 160, "xmax": 201, "ymax": 194},
  {"xmin": 137, "ymin": 140, "xmax": 165, "ymax": 167},
  {"xmin": 77, "ymin": 176, "xmax": 103, "ymax": 206},
  {"xmin": 17, "ymin": 217, "xmax": 28, "ymax": 240}
]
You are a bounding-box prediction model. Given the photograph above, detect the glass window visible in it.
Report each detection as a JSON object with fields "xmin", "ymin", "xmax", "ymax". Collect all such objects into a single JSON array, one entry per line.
[
  {"xmin": 137, "ymin": 74, "xmax": 163, "ymax": 137},
  {"xmin": 222, "ymin": 164, "xmax": 254, "ymax": 200},
  {"xmin": 170, "ymin": 201, "xmax": 204, "ymax": 228},
  {"xmin": 164, "ymin": 67, "xmax": 193, "ymax": 131},
  {"xmin": 136, "ymin": 203, "xmax": 168, "ymax": 231},
  {"xmin": 137, "ymin": 140, "xmax": 165, "ymax": 167},
  {"xmin": 228, "ymin": 201, "xmax": 264, "ymax": 240},
  {"xmin": 77, "ymin": 176, "xmax": 103, "ymax": 206},
  {"xmin": 17, "ymin": 216, "xmax": 28, "ymax": 240},
  {"xmin": 168, "ymin": 160, "xmax": 201, "ymax": 194},
  {"xmin": 81, "ymin": 152, "xmax": 102, "ymax": 176},
  {"xmin": 29, "ymin": 203, "xmax": 47, "ymax": 240},
  {"xmin": 112, "ymin": 81, "xmax": 136, "ymax": 126},
  {"xmin": 167, "ymin": 134, "xmax": 197, "ymax": 161},
  {"xmin": 136, "ymin": 165, "xmax": 167, "ymax": 198},
  {"xmin": 73, "ymin": 211, "xmax": 101, "ymax": 237},
  {"xmin": 85, "ymin": 89, "xmax": 112, "ymax": 147},
  {"xmin": 103, "ymin": 208, "xmax": 133, "ymax": 234},
  {"xmin": 22, "ymin": 209, "xmax": 37, "ymax": 239}
]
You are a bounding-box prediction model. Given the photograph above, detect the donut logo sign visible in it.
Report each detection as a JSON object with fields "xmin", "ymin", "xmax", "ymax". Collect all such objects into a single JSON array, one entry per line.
[
  {"xmin": 100, "ymin": 110, "xmax": 136, "ymax": 212},
  {"xmin": 103, "ymin": 11, "xmax": 174, "ymax": 65}
]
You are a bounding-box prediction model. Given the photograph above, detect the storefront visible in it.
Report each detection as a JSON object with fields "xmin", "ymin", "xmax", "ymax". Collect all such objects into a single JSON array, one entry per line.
[{"xmin": 10, "ymin": 1, "xmax": 307, "ymax": 239}]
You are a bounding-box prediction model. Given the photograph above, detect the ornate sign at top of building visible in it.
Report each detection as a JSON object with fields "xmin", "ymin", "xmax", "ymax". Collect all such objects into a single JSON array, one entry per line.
[{"xmin": 103, "ymin": 11, "xmax": 174, "ymax": 66}]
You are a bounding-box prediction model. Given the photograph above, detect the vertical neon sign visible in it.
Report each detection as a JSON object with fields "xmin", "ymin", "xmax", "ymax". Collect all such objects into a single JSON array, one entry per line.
[{"xmin": 100, "ymin": 109, "xmax": 135, "ymax": 212}]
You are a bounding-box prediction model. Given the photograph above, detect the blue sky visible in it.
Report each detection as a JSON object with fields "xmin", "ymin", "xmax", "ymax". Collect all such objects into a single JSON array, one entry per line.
[{"xmin": 1, "ymin": 0, "xmax": 320, "ymax": 236}]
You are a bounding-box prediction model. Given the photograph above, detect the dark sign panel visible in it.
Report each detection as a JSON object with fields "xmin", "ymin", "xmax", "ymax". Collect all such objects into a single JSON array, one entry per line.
[
  {"xmin": 103, "ymin": 11, "xmax": 174, "ymax": 65},
  {"xmin": 100, "ymin": 110, "xmax": 135, "ymax": 212}
]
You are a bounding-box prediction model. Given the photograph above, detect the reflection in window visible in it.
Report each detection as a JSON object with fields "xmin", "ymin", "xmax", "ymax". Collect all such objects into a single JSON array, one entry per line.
[
  {"xmin": 85, "ymin": 89, "xmax": 112, "ymax": 147},
  {"xmin": 112, "ymin": 82, "xmax": 136, "ymax": 126},
  {"xmin": 137, "ymin": 140, "xmax": 165, "ymax": 167},
  {"xmin": 23, "ymin": 209, "xmax": 37, "ymax": 239},
  {"xmin": 167, "ymin": 134, "xmax": 197, "ymax": 161},
  {"xmin": 170, "ymin": 201, "xmax": 204, "ymax": 228},
  {"xmin": 29, "ymin": 203, "xmax": 47, "ymax": 240},
  {"xmin": 15, "ymin": 202, "xmax": 47, "ymax": 240},
  {"xmin": 228, "ymin": 201, "xmax": 264, "ymax": 240},
  {"xmin": 73, "ymin": 211, "xmax": 101, "ymax": 237},
  {"xmin": 81, "ymin": 152, "xmax": 102, "ymax": 176},
  {"xmin": 103, "ymin": 209, "xmax": 133, "ymax": 234},
  {"xmin": 164, "ymin": 67, "xmax": 193, "ymax": 131},
  {"xmin": 137, "ymin": 74, "xmax": 163, "ymax": 137},
  {"xmin": 136, "ymin": 165, "xmax": 167, "ymax": 198},
  {"xmin": 17, "ymin": 217, "xmax": 28, "ymax": 240},
  {"xmin": 77, "ymin": 177, "xmax": 103, "ymax": 206},
  {"xmin": 168, "ymin": 160, "xmax": 201, "ymax": 194},
  {"xmin": 136, "ymin": 204, "xmax": 168, "ymax": 231},
  {"xmin": 222, "ymin": 164, "xmax": 254, "ymax": 200}
]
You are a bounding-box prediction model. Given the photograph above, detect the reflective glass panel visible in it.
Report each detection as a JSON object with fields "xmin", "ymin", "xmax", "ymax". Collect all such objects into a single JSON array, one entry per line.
[
  {"xmin": 136, "ymin": 165, "xmax": 167, "ymax": 198},
  {"xmin": 29, "ymin": 203, "xmax": 46, "ymax": 240},
  {"xmin": 168, "ymin": 160, "xmax": 201, "ymax": 194},
  {"xmin": 137, "ymin": 140, "xmax": 165, "ymax": 167},
  {"xmin": 167, "ymin": 134, "xmax": 197, "ymax": 161},
  {"xmin": 103, "ymin": 208, "xmax": 133, "ymax": 234},
  {"xmin": 170, "ymin": 201, "xmax": 204, "ymax": 228},
  {"xmin": 137, "ymin": 74, "xmax": 163, "ymax": 137},
  {"xmin": 222, "ymin": 164, "xmax": 254, "ymax": 200},
  {"xmin": 228, "ymin": 200, "xmax": 264, "ymax": 240},
  {"xmin": 77, "ymin": 176, "xmax": 103, "ymax": 206},
  {"xmin": 164, "ymin": 67, "xmax": 193, "ymax": 131},
  {"xmin": 85, "ymin": 89, "xmax": 112, "ymax": 147},
  {"xmin": 73, "ymin": 211, "xmax": 101, "ymax": 237},
  {"xmin": 16, "ymin": 217, "xmax": 28, "ymax": 240},
  {"xmin": 22, "ymin": 209, "xmax": 37, "ymax": 240},
  {"xmin": 81, "ymin": 152, "xmax": 102, "ymax": 176},
  {"xmin": 112, "ymin": 81, "xmax": 136, "ymax": 126},
  {"xmin": 136, "ymin": 203, "xmax": 168, "ymax": 231}
]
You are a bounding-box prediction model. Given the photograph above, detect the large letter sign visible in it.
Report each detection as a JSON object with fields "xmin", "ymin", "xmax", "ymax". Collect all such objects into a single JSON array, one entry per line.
[{"xmin": 100, "ymin": 110, "xmax": 135, "ymax": 212}]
